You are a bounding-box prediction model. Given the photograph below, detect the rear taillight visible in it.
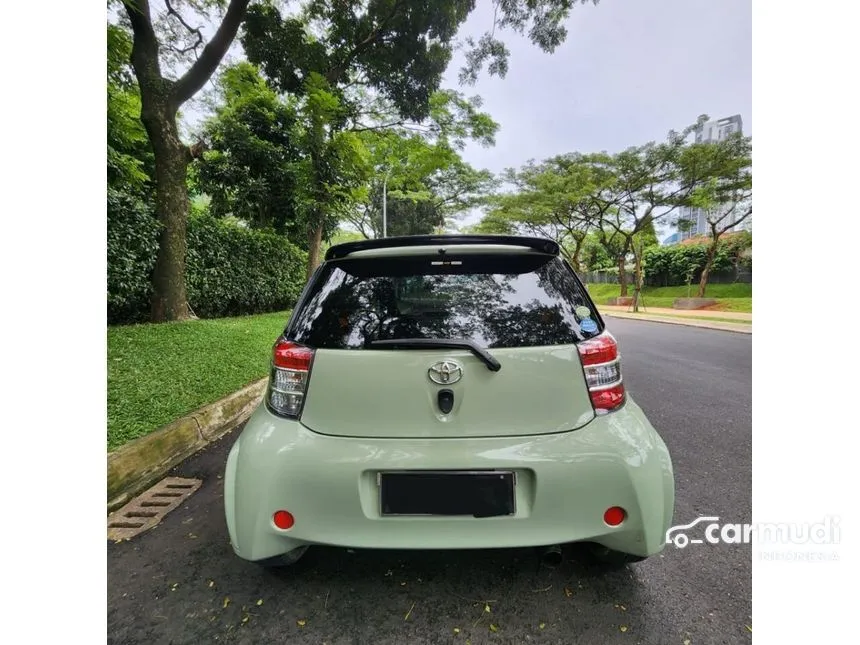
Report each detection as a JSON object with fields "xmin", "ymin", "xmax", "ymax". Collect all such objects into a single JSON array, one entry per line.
[
  {"xmin": 267, "ymin": 338, "xmax": 314, "ymax": 418},
  {"xmin": 577, "ymin": 331, "xmax": 625, "ymax": 414}
]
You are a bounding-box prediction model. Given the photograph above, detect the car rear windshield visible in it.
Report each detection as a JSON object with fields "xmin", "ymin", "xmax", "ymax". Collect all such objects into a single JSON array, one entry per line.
[{"xmin": 286, "ymin": 252, "xmax": 602, "ymax": 349}]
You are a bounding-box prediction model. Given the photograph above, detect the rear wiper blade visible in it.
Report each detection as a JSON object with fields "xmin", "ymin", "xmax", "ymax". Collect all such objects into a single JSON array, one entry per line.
[{"xmin": 367, "ymin": 338, "xmax": 502, "ymax": 372}]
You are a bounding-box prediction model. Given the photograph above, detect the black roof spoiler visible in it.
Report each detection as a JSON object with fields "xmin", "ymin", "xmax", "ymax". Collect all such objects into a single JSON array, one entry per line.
[{"xmin": 324, "ymin": 234, "xmax": 560, "ymax": 261}]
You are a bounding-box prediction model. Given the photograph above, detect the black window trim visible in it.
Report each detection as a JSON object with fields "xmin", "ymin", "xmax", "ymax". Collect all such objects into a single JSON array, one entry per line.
[
  {"xmin": 282, "ymin": 251, "xmax": 605, "ymax": 345},
  {"xmin": 560, "ymin": 256, "xmax": 606, "ymax": 331}
]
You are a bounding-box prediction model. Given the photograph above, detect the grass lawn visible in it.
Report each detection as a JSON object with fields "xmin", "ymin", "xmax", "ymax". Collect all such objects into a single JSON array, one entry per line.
[
  {"xmin": 585, "ymin": 283, "xmax": 752, "ymax": 313},
  {"xmin": 107, "ymin": 310, "xmax": 291, "ymax": 451}
]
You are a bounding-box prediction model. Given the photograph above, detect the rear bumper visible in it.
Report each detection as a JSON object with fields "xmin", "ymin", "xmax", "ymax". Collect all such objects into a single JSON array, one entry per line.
[{"xmin": 224, "ymin": 399, "xmax": 675, "ymax": 561}]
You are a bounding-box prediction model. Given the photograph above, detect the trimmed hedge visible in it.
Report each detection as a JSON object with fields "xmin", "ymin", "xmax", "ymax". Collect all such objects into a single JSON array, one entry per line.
[
  {"xmin": 107, "ymin": 187, "xmax": 161, "ymax": 324},
  {"xmin": 108, "ymin": 196, "xmax": 307, "ymax": 324},
  {"xmin": 185, "ymin": 216, "xmax": 307, "ymax": 319}
]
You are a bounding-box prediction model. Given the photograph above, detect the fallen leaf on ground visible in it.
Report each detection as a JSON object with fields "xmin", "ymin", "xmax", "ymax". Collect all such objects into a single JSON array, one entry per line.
[
  {"xmin": 539, "ymin": 623, "xmax": 546, "ymax": 630},
  {"xmin": 188, "ymin": 533, "xmax": 198, "ymax": 539},
  {"xmin": 489, "ymin": 624, "xmax": 498, "ymax": 632},
  {"xmin": 564, "ymin": 587, "xmax": 573, "ymax": 598},
  {"xmin": 683, "ymin": 638, "xmax": 691, "ymax": 645},
  {"xmin": 223, "ymin": 597, "xmax": 230, "ymax": 609},
  {"xmin": 453, "ymin": 627, "xmax": 460, "ymax": 634},
  {"xmin": 241, "ymin": 616, "xmax": 249, "ymax": 624},
  {"xmin": 256, "ymin": 599, "xmax": 263, "ymax": 606},
  {"xmin": 614, "ymin": 604, "xmax": 627, "ymax": 611},
  {"xmin": 746, "ymin": 625, "xmax": 752, "ymax": 633},
  {"xmin": 208, "ymin": 581, "xmax": 214, "ymax": 588},
  {"xmin": 400, "ymin": 582, "xmax": 407, "ymax": 586},
  {"xmin": 297, "ymin": 619, "xmax": 306, "ymax": 627},
  {"xmin": 484, "ymin": 603, "xmax": 491, "ymax": 613},
  {"xmin": 619, "ymin": 625, "xmax": 628, "ymax": 633}
]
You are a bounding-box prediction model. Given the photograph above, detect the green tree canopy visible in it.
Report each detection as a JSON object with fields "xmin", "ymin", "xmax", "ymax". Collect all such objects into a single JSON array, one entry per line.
[
  {"xmin": 194, "ymin": 62, "xmax": 306, "ymax": 243},
  {"xmin": 111, "ymin": 0, "xmax": 602, "ymax": 319},
  {"xmin": 107, "ymin": 22, "xmax": 153, "ymax": 193}
]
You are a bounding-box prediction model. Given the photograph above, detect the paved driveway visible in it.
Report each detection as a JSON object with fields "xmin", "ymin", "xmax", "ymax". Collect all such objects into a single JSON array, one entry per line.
[{"xmin": 108, "ymin": 319, "xmax": 752, "ymax": 644}]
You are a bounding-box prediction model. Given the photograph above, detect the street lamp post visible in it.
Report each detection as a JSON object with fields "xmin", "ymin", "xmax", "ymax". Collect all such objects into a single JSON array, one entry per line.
[
  {"xmin": 380, "ymin": 166, "xmax": 392, "ymax": 238},
  {"xmin": 382, "ymin": 173, "xmax": 387, "ymax": 238}
]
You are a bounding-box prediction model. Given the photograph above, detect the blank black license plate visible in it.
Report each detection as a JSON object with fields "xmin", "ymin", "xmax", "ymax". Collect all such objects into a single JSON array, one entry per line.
[{"xmin": 379, "ymin": 471, "xmax": 515, "ymax": 517}]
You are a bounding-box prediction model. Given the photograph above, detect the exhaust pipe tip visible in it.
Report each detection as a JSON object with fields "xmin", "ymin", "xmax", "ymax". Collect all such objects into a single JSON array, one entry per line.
[{"xmin": 540, "ymin": 544, "xmax": 563, "ymax": 567}]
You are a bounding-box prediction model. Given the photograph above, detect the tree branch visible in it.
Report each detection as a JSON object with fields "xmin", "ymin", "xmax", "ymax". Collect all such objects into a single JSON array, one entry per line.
[
  {"xmin": 712, "ymin": 204, "xmax": 752, "ymax": 236},
  {"xmin": 351, "ymin": 121, "xmax": 432, "ymax": 134},
  {"xmin": 165, "ymin": 0, "xmax": 204, "ymax": 55},
  {"xmin": 327, "ymin": 0, "xmax": 405, "ymax": 84},
  {"xmin": 123, "ymin": 0, "xmax": 163, "ymax": 88},
  {"xmin": 351, "ymin": 120, "xmax": 407, "ymax": 132},
  {"xmin": 172, "ymin": 0, "xmax": 251, "ymax": 107}
]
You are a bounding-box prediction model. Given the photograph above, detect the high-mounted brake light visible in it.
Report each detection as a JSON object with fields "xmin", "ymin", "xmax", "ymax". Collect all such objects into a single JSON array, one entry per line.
[
  {"xmin": 577, "ymin": 331, "xmax": 625, "ymax": 414},
  {"xmin": 267, "ymin": 338, "xmax": 314, "ymax": 417}
]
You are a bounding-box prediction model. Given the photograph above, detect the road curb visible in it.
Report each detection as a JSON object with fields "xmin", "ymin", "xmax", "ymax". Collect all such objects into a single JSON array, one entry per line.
[
  {"xmin": 107, "ymin": 377, "xmax": 268, "ymax": 513},
  {"xmin": 603, "ymin": 312, "xmax": 752, "ymax": 334}
]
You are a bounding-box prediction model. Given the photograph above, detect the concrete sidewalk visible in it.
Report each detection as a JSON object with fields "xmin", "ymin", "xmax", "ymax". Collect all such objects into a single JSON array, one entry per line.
[
  {"xmin": 599, "ymin": 304, "xmax": 752, "ymax": 321},
  {"xmin": 602, "ymin": 310, "xmax": 752, "ymax": 334}
]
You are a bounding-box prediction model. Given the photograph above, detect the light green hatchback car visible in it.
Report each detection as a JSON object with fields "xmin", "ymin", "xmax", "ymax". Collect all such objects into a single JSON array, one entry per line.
[{"xmin": 224, "ymin": 235, "xmax": 675, "ymax": 568}]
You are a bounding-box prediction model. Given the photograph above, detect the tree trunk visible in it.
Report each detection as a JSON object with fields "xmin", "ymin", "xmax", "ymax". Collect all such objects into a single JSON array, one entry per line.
[
  {"xmin": 122, "ymin": 0, "xmax": 252, "ymax": 323},
  {"xmin": 306, "ymin": 218, "xmax": 324, "ymax": 279},
  {"xmin": 142, "ymin": 102, "xmax": 192, "ymax": 322},
  {"xmin": 569, "ymin": 234, "xmax": 585, "ymax": 272},
  {"xmin": 617, "ymin": 257, "xmax": 628, "ymax": 297},
  {"xmin": 697, "ymin": 237, "xmax": 719, "ymax": 298},
  {"xmin": 632, "ymin": 250, "xmax": 643, "ymax": 313}
]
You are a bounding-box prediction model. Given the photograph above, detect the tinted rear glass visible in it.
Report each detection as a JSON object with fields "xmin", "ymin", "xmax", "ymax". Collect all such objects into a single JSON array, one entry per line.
[{"xmin": 287, "ymin": 253, "xmax": 602, "ymax": 349}]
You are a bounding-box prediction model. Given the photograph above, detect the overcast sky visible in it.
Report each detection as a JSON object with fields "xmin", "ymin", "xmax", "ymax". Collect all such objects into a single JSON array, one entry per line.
[
  {"xmin": 442, "ymin": 0, "xmax": 751, "ymax": 175},
  {"xmin": 426, "ymin": 0, "xmax": 751, "ymax": 232}
]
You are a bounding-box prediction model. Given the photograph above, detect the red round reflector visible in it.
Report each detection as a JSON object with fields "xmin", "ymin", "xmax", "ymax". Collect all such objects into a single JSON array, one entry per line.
[
  {"xmin": 604, "ymin": 506, "xmax": 626, "ymax": 526},
  {"xmin": 273, "ymin": 510, "xmax": 294, "ymax": 530}
]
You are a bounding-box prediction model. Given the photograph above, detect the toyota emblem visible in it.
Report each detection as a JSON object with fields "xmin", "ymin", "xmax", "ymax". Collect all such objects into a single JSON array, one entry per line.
[{"xmin": 428, "ymin": 360, "xmax": 463, "ymax": 385}]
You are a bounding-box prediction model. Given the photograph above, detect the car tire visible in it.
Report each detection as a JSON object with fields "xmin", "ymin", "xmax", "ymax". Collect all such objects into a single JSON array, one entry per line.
[
  {"xmin": 584, "ymin": 543, "xmax": 648, "ymax": 567},
  {"xmin": 255, "ymin": 546, "xmax": 309, "ymax": 568}
]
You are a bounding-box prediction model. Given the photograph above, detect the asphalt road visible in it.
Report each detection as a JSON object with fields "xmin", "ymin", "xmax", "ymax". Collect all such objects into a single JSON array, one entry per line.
[{"xmin": 107, "ymin": 319, "xmax": 752, "ymax": 645}]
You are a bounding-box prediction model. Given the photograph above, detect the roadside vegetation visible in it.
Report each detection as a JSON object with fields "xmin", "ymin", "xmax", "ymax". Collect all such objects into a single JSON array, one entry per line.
[
  {"xmin": 585, "ymin": 283, "xmax": 752, "ymax": 312},
  {"xmin": 107, "ymin": 311, "xmax": 289, "ymax": 450}
]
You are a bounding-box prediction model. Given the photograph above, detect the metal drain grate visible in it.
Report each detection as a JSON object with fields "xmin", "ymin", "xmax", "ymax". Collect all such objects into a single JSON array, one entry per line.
[{"xmin": 108, "ymin": 477, "xmax": 202, "ymax": 541}]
